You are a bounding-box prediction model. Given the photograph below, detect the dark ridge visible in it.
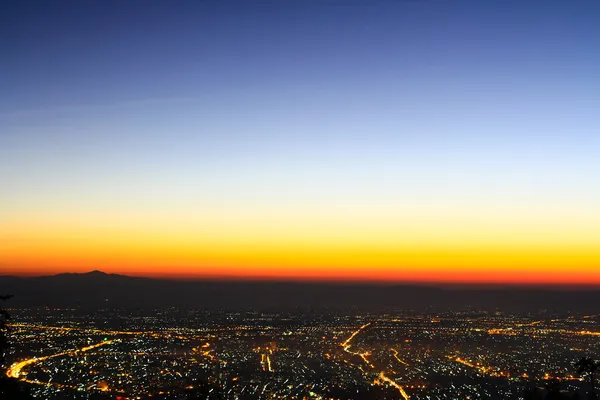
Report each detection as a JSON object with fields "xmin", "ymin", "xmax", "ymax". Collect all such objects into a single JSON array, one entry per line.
[{"xmin": 1, "ymin": 271, "xmax": 599, "ymax": 313}]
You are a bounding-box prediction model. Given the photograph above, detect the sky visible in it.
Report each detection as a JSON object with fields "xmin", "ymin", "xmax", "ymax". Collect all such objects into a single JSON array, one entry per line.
[{"xmin": 2, "ymin": 0, "xmax": 600, "ymax": 283}]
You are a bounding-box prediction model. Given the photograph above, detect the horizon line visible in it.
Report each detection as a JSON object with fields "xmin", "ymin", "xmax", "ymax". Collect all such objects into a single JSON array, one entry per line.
[{"xmin": 3, "ymin": 269, "xmax": 600, "ymax": 290}]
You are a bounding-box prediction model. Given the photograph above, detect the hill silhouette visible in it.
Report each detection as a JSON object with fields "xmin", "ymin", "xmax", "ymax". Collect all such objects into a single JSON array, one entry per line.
[{"xmin": 1, "ymin": 271, "xmax": 600, "ymax": 312}]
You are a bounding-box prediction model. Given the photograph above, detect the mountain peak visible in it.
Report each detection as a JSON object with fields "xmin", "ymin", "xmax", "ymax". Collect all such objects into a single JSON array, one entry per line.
[
  {"xmin": 51, "ymin": 270, "xmax": 116, "ymax": 279},
  {"xmin": 85, "ymin": 270, "xmax": 109, "ymax": 276}
]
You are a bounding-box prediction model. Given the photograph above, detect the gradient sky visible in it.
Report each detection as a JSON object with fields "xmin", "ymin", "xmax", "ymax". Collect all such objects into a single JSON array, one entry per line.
[{"xmin": 2, "ymin": 0, "xmax": 600, "ymax": 283}]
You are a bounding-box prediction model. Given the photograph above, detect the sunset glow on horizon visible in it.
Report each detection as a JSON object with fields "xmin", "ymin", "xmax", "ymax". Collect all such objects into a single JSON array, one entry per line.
[
  {"xmin": 3, "ymin": 205, "xmax": 600, "ymax": 283},
  {"xmin": 3, "ymin": 0, "xmax": 600, "ymax": 284}
]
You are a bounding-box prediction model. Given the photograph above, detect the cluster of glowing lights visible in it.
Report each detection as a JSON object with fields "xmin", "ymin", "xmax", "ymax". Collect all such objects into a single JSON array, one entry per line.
[{"xmin": 7, "ymin": 318, "xmax": 597, "ymax": 397}]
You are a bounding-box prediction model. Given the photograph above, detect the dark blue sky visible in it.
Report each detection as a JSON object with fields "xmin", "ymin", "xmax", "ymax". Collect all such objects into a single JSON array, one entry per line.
[{"xmin": 4, "ymin": 0, "xmax": 599, "ymax": 112}]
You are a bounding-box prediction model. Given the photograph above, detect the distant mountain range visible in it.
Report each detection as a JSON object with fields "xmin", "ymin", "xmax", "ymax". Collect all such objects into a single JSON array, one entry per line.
[{"xmin": 1, "ymin": 270, "xmax": 599, "ymax": 313}]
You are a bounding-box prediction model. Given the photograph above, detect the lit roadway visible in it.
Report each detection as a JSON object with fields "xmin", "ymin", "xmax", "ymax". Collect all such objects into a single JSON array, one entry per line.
[
  {"xmin": 379, "ymin": 371, "xmax": 411, "ymax": 400},
  {"xmin": 261, "ymin": 353, "xmax": 274, "ymax": 372},
  {"xmin": 266, "ymin": 353, "xmax": 274, "ymax": 372},
  {"xmin": 391, "ymin": 348, "xmax": 410, "ymax": 366},
  {"xmin": 340, "ymin": 322, "xmax": 410, "ymax": 400},
  {"xmin": 341, "ymin": 322, "xmax": 371, "ymax": 350},
  {"xmin": 7, "ymin": 339, "xmax": 115, "ymax": 380}
]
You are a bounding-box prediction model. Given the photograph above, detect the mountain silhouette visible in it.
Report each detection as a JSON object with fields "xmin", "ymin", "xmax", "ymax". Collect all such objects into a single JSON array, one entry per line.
[{"xmin": 1, "ymin": 271, "xmax": 599, "ymax": 312}]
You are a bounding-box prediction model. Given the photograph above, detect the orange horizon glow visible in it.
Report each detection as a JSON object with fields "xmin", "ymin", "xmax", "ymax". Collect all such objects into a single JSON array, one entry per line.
[
  {"xmin": 3, "ymin": 190, "xmax": 600, "ymax": 285},
  {"xmin": 3, "ymin": 253, "xmax": 600, "ymax": 284},
  {"xmin": 3, "ymin": 232, "xmax": 600, "ymax": 286}
]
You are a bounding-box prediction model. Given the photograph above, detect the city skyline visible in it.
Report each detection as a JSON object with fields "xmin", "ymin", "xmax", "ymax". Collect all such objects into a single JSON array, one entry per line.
[{"xmin": 2, "ymin": 0, "xmax": 600, "ymax": 283}]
